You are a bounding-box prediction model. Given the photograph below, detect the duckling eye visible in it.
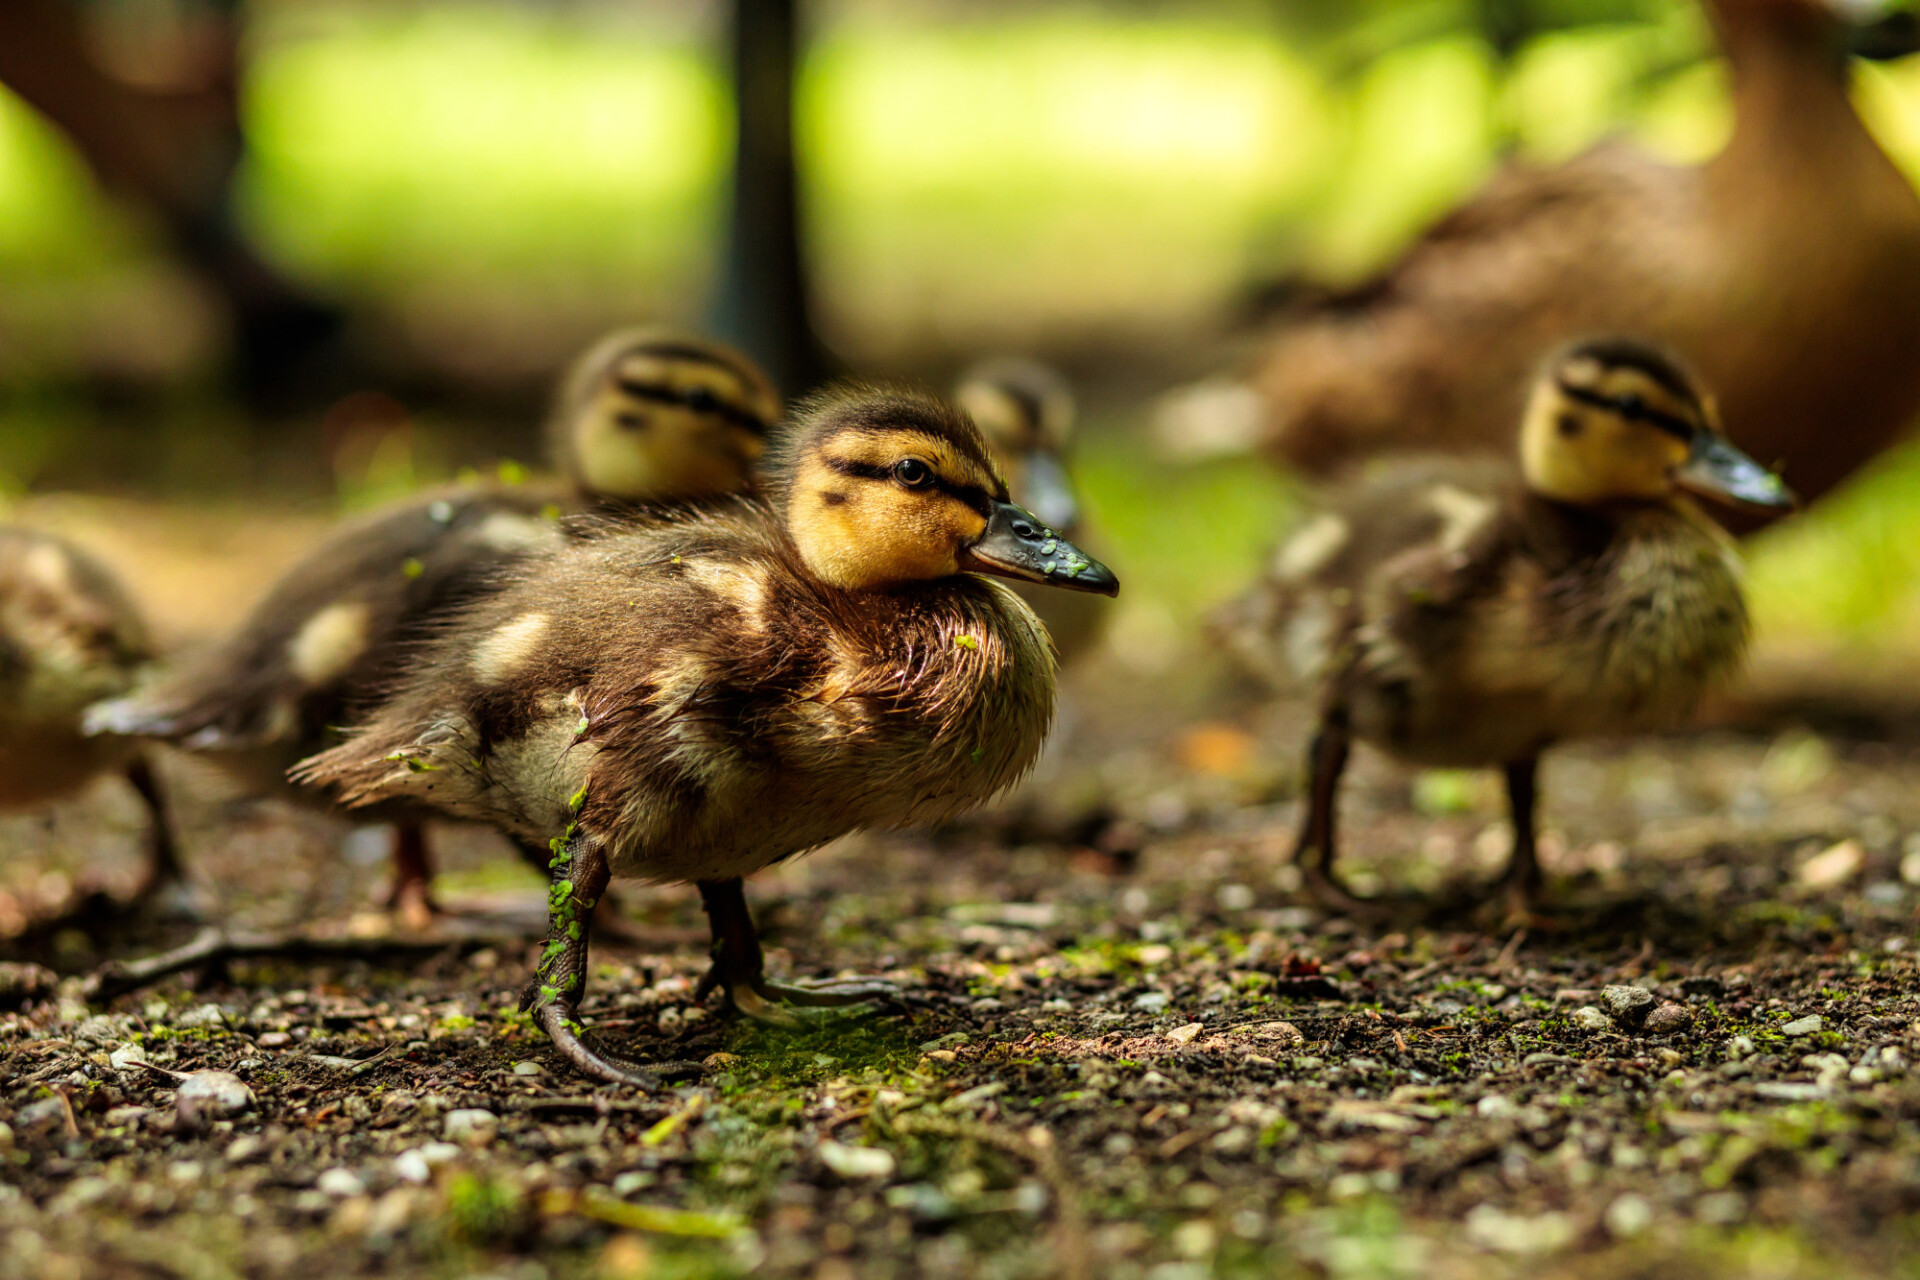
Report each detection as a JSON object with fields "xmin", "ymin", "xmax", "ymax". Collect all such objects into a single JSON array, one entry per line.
[
  {"xmin": 684, "ymin": 387, "xmax": 720, "ymax": 414},
  {"xmin": 1616, "ymin": 391, "xmax": 1645, "ymax": 420},
  {"xmin": 1557, "ymin": 414, "xmax": 1582, "ymax": 438},
  {"xmin": 892, "ymin": 458, "xmax": 935, "ymax": 489}
]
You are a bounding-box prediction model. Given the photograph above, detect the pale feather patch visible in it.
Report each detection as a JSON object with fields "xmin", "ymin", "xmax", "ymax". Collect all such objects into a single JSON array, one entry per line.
[
  {"xmin": 471, "ymin": 612, "xmax": 551, "ymax": 684},
  {"xmin": 1272, "ymin": 513, "xmax": 1350, "ymax": 581},
  {"xmin": 475, "ymin": 512, "xmax": 563, "ymax": 554},
  {"xmin": 288, "ymin": 601, "xmax": 372, "ymax": 684},
  {"xmin": 682, "ymin": 560, "xmax": 769, "ymax": 631},
  {"xmin": 1428, "ymin": 484, "xmax": 1496, "ymax": 555}
]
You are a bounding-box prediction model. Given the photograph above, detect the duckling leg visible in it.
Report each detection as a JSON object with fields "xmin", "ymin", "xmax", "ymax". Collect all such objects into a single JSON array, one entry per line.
[
  {"xmin": 522, "ymin": 834, "xmax": 703, "ymax": 1086},
  {"xmin": 1495, "ymin": 757, "xmax": 1550, "ymax": 922},
  {"xmin": 123, "ymin": 754, "xmax": 184, "ymax": 902},
  {"xmin": 385, "ymin": 824, "xmax": 439, "ymax": 932},
  {"xmin": 695, "ymin": 878, "xmax": 898, "ymax": 1028},
  {"xmin": 1294, "ymin": 711, "xmax": 1384, "ymax": 917}
]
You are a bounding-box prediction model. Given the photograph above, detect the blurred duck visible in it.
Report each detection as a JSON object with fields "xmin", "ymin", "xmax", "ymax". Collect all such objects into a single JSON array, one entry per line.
[
  {"xmin": 955, "ymin": 358, "xmax": 1105, "ymax": 664},
  {"xmin": 1247, "ymin": 0, "xmax": 1920, "ymax": 509},
  {"xmin": 87, "ymin": 330, "xmax": 779, "ymax": 926},
  {"xmin": 293, "ymin": 386, "xmax": 1118, "ymax": 1083},
  {"xmin": 1218, "ymin": 339, "xmax": 1792, "ymax": 916},
  {"xmin": 0, "ymin": 528, "xmax": 180, "ymax": 919}
]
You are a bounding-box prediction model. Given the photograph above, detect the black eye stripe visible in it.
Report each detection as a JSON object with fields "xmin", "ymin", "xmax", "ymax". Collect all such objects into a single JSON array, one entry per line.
[
  {"xmin": 820, "ymin": 456, "xmax": 993, "ymax": 516},
  {"xmin": 614, "ymin": 379, "xmax": 772, "ymax": 437},
  {"xmin": 1556, "ymin": 380, "xmax": 1696, "ymax": 440}
]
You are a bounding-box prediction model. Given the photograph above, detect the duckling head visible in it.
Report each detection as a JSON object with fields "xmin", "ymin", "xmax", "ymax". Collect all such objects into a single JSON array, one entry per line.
[
  {"xmin": 772, "ymin": 386, "xmax": 1118, "ymax": 597},
  {"xmin": 1519, "ymin": 337, "xmax": 1796, "ymax": 513},
  {"xmin": 954, "ymin": 357, "xmax": 1081, "ymax": 533},
  {"xmin": 547, "ymin": 328, "xmax": 780, "ymax": 503}
]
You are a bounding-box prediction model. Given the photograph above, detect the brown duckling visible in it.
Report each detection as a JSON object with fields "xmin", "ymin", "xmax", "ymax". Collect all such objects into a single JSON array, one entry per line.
[
  {"xmin": 0, "ymin": 527, "xmax": 180, "ymax": 917},
  {"xmin": 955, "ymin": 357, "xmax": 1106, "ymax": 665},
  {"xmin": 1248, "ymin": 0, "xmax": 1920, "ymax": 510},
  {"xmin": 1218, "ymin": 339, "xmax": 1792, "ymax": 916},
  {"xmin": 87, "ymin": 329, "xmax": 779, "ymax": 924},
  {"xmin": 293, "ymin": 385, "xmax": 1118, "ymax": 1084}
]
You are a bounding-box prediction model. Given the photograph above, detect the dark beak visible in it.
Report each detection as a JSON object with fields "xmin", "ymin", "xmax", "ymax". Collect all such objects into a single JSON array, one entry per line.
[
  {"xmin": 1675, "ymin": 433, "xmax": 1798, "ymax": 511},
  {"xmin": 958, "ymin": 500, "xmax": 1119, "ymax": 597},
  {"xmin": 1018, "ymin": 451, "xmax": 1080, "ymax": 534}
]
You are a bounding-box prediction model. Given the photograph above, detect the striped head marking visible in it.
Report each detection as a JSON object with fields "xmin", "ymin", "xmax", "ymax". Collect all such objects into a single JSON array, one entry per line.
[
  {"xmin": 549, "ymin": 328, "xmax": 781, "ymax": 503},
  {"xmin": 1520, "ymin": 338, "xmax": 1792, "ymax": 512},
  {"xmin": 776, "ymin": 387, "xmax": 1118, "ymax": 597}
]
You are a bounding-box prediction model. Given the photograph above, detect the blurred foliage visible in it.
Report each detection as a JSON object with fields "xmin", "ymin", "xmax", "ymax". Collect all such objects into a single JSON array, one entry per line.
[{"xmin": 3, "ymin": 0, "xmax": 1920, "ymax": 649}]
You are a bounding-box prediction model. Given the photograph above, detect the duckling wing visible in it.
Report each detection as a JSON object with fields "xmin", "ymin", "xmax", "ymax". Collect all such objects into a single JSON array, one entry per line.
[
  {"xmin": 1250, "ymin": 141, "xmax": 1693, "ymax": 475},
  {"xmin": 85, "ymin": 485, "xmax": 570, "ymax": 755},
  {"xmin": 1216, "ymin": 457, "xmax": 1521, "ymax": 693}
]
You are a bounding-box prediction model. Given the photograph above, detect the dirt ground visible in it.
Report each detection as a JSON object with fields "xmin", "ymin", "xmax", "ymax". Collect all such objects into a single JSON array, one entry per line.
[{"xmin": 6, "ymin": 506, "xmax": 1920, "ymax": 1280}]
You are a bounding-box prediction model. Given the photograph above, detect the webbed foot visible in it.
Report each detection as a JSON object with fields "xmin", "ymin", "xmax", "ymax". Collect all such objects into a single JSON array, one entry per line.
[{"xmin": 696, "ymin": 878, "xmax": 902, "ymax": 1028}]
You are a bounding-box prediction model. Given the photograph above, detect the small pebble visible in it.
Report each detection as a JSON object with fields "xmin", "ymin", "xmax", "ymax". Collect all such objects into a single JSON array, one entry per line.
[
  {"xmin": 225, "ymin": 1135, "xmax": 267, "ymax": 1164},
  {"xmin": 1782, "ymin": 1015, "xmax": 1825, "ymax": 1037},
  {"xmin": 442, "ymin": 1108, "xmax": 499, "ymax": 1144},
  {"xmin": 1166, "ymin": 1023, "xmax": 1203, "ymax": 1046},
  {"xmin": 317, "ymin": 1167, "xmax": 365, "ymax": 1198},
  {"xmin": 818, "ymin": 1141, "xmax": 896, "ymax": 1180},
  {"xmin": 1605, "ymin": 1193, "xmax": 1654, "ymax": 1238},
  {"xmin": 1602, "ymin": 985, "xmax": 1655, "ymax": 1028},
  {"xmin": 108, "ymin": 1043, "xmax": 148, "ymax": 1071},
  {"xmin": 1571, "ymin": 1006, "xmax": 1611, "ymax": 1033},
  {"xmin": 510, "ymin": 1060, "xmax": 544, "ymax": 1077},
  {"xmin": 175, "ymin": 1072, "xmax": 255, "ymax": 1131},
  {"xmin": 1644, "ymin": 1002, "xmax": 1695, "ymax": 1035}
]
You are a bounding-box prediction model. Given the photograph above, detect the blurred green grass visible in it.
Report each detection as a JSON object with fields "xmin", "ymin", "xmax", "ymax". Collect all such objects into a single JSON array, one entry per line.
[{"xmin": 3, "ymin": 3, "xmax": 1920, "ymax": 651}]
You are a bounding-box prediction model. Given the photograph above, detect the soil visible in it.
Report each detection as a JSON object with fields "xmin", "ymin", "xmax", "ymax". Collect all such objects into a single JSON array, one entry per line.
[{"xmin": 4, "ymin": 509, "xmax": 1920, "ymax": 1280}]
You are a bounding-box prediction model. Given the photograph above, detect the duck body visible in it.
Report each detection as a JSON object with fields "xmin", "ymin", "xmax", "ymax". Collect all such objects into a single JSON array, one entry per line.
[
  {"xmin": 1225, "ymin": 337, "xmax": 1790, "ymax": 916},
  {"xmin": 295, "ymin": 386, "xmax": 1116, "ymax": 1083},
  {"xmin": 1228, "ymin": 456, "xmax": 1748, "ymax": 768},
  {"xmin": 0, "ymin": 527, "xmax": 153, "ymax": 806},
  {"xmin": 89, "ymin": 480, "xmax": 571, "ymax": 798},
  {"xmin": 85, "ymin": 330, "xmax": 780, "ymax": 922},
  {"xmin": 1257, "ymin": 0, "xmax": 1920, "ymax": 506},
  {"xmin": 297, "ymin": 501, "xmax": 1055, "ymax": 883},
  {"xmin": 0, "ymin": 525, "xmax": 182, "ymax": 913}
]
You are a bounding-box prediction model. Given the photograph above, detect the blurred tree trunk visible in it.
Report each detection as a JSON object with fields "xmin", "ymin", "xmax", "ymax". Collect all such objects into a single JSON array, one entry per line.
[
  {"xmin": 713, "ymin": 0, "xmax": 832, "ymax": 399},
  {"xmin": 0, "ymin": 0, "xmax": 343, "ymax": 406}
]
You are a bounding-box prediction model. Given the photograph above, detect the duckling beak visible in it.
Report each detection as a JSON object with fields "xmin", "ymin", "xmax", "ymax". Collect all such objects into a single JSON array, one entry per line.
[
  {"xmin": 958, "ymin": 500, "xmax": 1119, "ymax": 597},
  {"xmin": 1676, "ymin": 433, "xmax": 1798, "ymax": 511},
  {"xmin": 1018, "ymin": 451, "xmax": 1080, "ymax": 533}
]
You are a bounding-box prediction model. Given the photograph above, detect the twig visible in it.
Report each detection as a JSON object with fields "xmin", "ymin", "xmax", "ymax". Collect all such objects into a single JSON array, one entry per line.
[{"xmin": 83, "ymin": 926, "xmax": 507, "ymax": 1001}]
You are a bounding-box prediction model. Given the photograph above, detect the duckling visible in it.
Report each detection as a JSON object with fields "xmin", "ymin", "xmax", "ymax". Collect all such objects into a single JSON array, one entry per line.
[
  {"xmin": 292, "ymin": 386, "xmax": 1118, "ymax": 1084},
  {"xmin": 87, "ymin": 329, "xmax": 779, "ymax": 925},
  {"xmin": 1218, "ymin": 339, "xmax": 1792, "ymax": 916},
  {"xmin": 955, "ymin": 358, "xmax": 1106, "ymax": 666},
  {"xmin": 0, "ymin": 527, "xmax": 180, "ymax": 917},
  {"xmin": 1248, "ymin": 0, "xmax": 1920, "ymax": 509}
]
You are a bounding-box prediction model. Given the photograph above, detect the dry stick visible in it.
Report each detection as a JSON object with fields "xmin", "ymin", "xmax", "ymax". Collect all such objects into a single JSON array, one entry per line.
[
  {"xmin": 889, "ymin": 1111, "xmax": 1091, "ymax": 1280},
  {"xmin": 82, "ymin": 926, "xmax": 509, "ymax": 1001}
]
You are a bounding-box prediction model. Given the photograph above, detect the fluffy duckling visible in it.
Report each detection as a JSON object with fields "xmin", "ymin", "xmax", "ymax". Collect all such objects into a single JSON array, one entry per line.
[
  {"xmin": 1219, "ymin": 339, "xmax": 1792, "ymax": 916},
  {"xmin": 293, "ymin": 386, "xmax": 1118, "ymax": 1084},
  {"xmin": 87, "ymin": 329, "xmax": 778, "ymax": 923},
  {"xmin": 955, "ymin": 358, "xmax": 1105, "ymax": 665},
  {"xmin": 0, "ymin": 528, "xmax": 180, "ymax": 915},
  {"xmin": 1248, "ymin": 0, "xmax": 1920, "ymax": 509}
]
